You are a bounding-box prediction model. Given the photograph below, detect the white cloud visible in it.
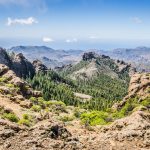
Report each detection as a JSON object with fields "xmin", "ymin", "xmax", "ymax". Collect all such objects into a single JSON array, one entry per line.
[
  {"xmin": 43, "ymin": 37, "xmax": 54, "ymax": 43},
  {"xmin": 89, "ymin": 36, "xmax": 99, "ymax": 39},
  {"xmin": 131, "ymin": 17, "xmax": 142, "ymax": 24},
  {"xmin": 7, "ymin": 17, "xmax": 38, "ymax": 26},
  {"xmin": 66, "ymin": 38, "xmax": 78, "ymax": 43}
]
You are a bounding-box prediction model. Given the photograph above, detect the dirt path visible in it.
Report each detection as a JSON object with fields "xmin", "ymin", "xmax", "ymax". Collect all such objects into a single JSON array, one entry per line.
[{"xmin": 0, "ymin": 95, "xmax": 26, "ymax": 119}]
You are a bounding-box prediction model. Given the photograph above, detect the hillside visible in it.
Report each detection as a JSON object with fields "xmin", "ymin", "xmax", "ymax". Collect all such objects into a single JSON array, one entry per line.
[
  {"xmin": 0, "ymin": 63, "xmax": 149, "ymax": 150},
  {"xmin": 59, "ymin": 52, "xmax": 135, "ymax": 80},
  {"xmin": 43, "ymin": 52, "xmax": 134, "ymax": 110}
]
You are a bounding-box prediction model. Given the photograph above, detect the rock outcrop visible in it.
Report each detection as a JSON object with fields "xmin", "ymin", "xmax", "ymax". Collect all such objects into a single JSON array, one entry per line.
[
  {"xmin": 0, "ymin": 64, "xmax": 41, "ymax": 98},
  {"xmin": 0, "ymin": 48, "xmax": 12, "ymax": 68},
  {"xmin": 0, "ymin": 48, "xmax": 50, "ymax": 78},
  {"xmin": 82, "ymin": 52, "xmax": 99, "ymax": 61},
  {"xmin": 32, "ymin": 59, "xmax": 48, "ymax": 73},
  {"xmin": 102, "ymin": 111, "xmax": 150, "ymax": 149},
  {"xmin": 12, "ymin": 53, "xmax": 35, "ymax": 78},
  {"xmin": 112, "ymin": 72, "xmax": 150, "ymax": 111}
]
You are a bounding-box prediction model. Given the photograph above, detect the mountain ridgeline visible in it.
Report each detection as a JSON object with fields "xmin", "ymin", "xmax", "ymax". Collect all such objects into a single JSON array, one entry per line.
[{"xmin": 9, "ymin": 45, "xmax": 150, "ymax": 72}]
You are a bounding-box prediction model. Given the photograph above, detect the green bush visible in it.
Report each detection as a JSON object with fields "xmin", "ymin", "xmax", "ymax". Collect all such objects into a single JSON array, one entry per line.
[
  {"xmin": 2, "ymin": 113, "xmax": 19, "ymax": 122},
  {"xmin": 0, "ymin": 77, "xmax": 7, "ymax": 82},
  {"xmin": 29, "ymin": 97, "xmax": 37, "ymax": 103},
  {"xmin": 141, "ymin": 98, "xmax": 150, "ymax": 107},
  {"xmin": 31, "ymin": 105, "xmax": 41, "ymax": 112},
  {"xmin": 80, "ymin": 111, "xmax": 109, "ymax": 126},
  {"xmin": 22, "ymin": 114, "xmax": 30, "ymax": 120},
  {"xmin": 59, "ymin": 115, "xmax": 75, "ymax": 122},
  {"xmin": 113, "ymin": 98, "xmax": 139, "ymax": 118},
  {"xmin": 46, "ymin": 101, "xmax": 66, "ymax": 107},
  {"xmin": 73, "ymin": 107, "xmax": 86, "ymax": 118},
  {"xmin": 37, "ymin": 97, "xmax": 46, "ymax": 108},
  {"xmin": 18, "ymin": 114, "xmax": 32, "ymax": 126},
  {"xmin": 6, "ymin": 83, "xmax": 15, "ymax": 88},
  {"xmin": 18, "ymin": 119, "xmax": 30, "ymax": 126},
  {"xmin": 46, "ymin": 101, "xmax": 66, "ymax": 112}
]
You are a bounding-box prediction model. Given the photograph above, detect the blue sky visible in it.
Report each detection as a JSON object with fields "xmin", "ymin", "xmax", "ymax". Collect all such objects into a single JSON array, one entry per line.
[{"xmin": 0, "ymin": 0, "xmax": 150, "ymax": 49}]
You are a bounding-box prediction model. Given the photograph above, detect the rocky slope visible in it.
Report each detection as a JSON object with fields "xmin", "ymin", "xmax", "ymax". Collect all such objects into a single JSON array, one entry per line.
[
  {"xmin": 113, "ymin": 72, "xmax": 150, "ymax": 110},
  {"xmin": 59, "ymin": 52, "xmax": 135, "ymax": 81},
  {"xmin": 0, "ymin": 64, "xmax": 149, "ymax": 149},
  {"xmin": 0, "ymin": 50, "xmax": 149, "ymax": 150},
  {"xmin": 0, "ymin": 48, "xmax": 48, "ymax": 78}
]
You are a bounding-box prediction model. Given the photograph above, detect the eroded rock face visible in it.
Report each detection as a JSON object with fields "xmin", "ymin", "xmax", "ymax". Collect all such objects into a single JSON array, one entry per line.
[
  {"xmin": 101, "ymin": 111, "xmax": 150, "ymax": 148},
  {"xmin": 32, "ymin": 59, "xmax": 48, "ymax": 73},
  {"xmin": 0, "ymin": 48, "xmax": 36, "ymax": 78},
  {"xmin": 115, "ymin": 59, "xmax": 136, "ymax": 76},
  {"xmin": 82, "ymin": 52, "xmax": 99, "ymax": 61},
  {"xmin": 126, "ymin": 73, "xmax": 150, "ymax": 100},
  {"xmin": 0, "ymin": 48, "xmax": 12, "ymax": 68},
  {"xmin": 0, "ymin": 64, "xmax": 41, "ymax": 98},
  {"xmin": 12, "ymin": 53, "xmax": 35, "ymax": 78},
  {"xmin": 112, "ymin": 72, "xmax": 150, "ymax": 110}
]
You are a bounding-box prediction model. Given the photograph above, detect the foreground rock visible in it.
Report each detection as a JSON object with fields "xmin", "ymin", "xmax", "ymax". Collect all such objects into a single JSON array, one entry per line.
[{"xmin": 101, "ymin": 111, "xmax": 150, "ymax": 149}]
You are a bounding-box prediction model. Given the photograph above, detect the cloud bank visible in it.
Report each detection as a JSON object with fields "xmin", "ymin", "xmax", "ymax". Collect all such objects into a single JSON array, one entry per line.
[
  {"xmin": 7, "ymin": 17, "xmax": 38, "ymax": 26},
  {"xmin": 66, "ymin": 38, "xmax": 78, "ymax": 43},
  {"xmin": 43, "ymin": 37, "xmax": 54, "ymax": 43}
]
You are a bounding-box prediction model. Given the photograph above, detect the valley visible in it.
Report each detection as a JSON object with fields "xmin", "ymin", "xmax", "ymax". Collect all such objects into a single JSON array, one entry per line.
[{"xmin": 0, "ymin": 47, "xmax": 149, "ymax": 150}]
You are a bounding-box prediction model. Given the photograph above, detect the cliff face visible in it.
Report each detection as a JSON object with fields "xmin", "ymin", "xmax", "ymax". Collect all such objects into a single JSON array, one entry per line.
[
  {"xmin": 12, "ymin": 53, "xmax": 35, "ymax": 78},
  {"xmin": 0, "ymin": 48, "xmax": 48, "ymax": 78},
  {"xmin": 0, "ymin": 48, "xmax": 12, "ymax": 67},
  {"xmin": 112, "ymin": 72, "xmax": 150, "ymax": 111},
  {"xmin": 32, "ymin": 59, "xmax": 48, "ymax": 73}
]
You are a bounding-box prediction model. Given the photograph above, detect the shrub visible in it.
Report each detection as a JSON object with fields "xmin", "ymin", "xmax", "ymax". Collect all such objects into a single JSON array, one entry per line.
[
  {"xmin": 22, "ymin": 114, "xmax": 30, "ymax": 120},
  {"xmin": 31, "ymin": 105, "xmax": 41, "ymax": 112},
  {"xmin": 73, "ymin": 107, "xmax": 86, "ymax": 118},
  {"xmin": 113, "ymin": 98, "xmax": 139, "ymax": 118},
  {"xmin": 141, "ymin": 98, "xmax": 150, "ymax": 107},
  {"xmin": 18, "ymin": 114, "xmax": 33, "ymax": 126},
  {"xmin": 59, "ymin": 115, "xmax": 75, "ymax": 122},
  {"xmin": 2, "ymin": 113, "xmax": 19, "ymax": 122},
  {"xmin": 0, "ymin": 77, "xmax": 7, "ymax": 83},
  {"xmin": 80, "ymin": 111, "xmax": 109, "ymax": 126},
  {"xmin": 46, "ymin": 101, "xmax": 66, "ymax": 112},
  {"xmin": 30, "ymin": 97, "xmax": 37, "ymax": 104},
  {"xmin": 6, "ymin": 83, "xmax": 14, "ymax": 88},
  {"xmin": 38, "ymin": 97, "xmax": 46, "ymax": 108},
  {"xmin": 18, "ymin": 119, "xmax": 30, "ymax": 127}
]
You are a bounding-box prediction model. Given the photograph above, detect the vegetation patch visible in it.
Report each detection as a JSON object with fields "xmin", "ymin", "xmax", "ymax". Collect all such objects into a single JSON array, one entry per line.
[
  {"xmin": 59, "ymin": 115, "xmax": 75, "ymax": 122},
  {"xmin": 18, "ymin": 114, "xmax": 32, "ymax": 126},
  {"xmin": 2, "ymin": 113, "xmax": 19, "ymax": 123},
  {"xmin": 80, "ymin": 111, "xmax": 111, "ymax": 126}
]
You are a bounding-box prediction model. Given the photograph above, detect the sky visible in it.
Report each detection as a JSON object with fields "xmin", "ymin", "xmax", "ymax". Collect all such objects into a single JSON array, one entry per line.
[{"xmin": 0, "ymin": 0, "xmax": 150, "ymax": 50}]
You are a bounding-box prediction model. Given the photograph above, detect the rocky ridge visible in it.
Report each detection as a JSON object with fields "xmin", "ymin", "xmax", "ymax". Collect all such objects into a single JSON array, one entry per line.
[
  {"xmin": 0, "ymin": 48, "xmax": 48, "ymax": 78},
  {"xmin": 61, "ymin": 52, "xmax": 136, "ymax": 81}
]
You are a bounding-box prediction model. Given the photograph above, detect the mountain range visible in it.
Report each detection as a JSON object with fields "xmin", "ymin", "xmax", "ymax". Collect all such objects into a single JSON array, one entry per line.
[
  {"xmin": 10, "ymin": 46, "xmax": 83, "ymax": 69},
  {"xmin": 9, "ymin": 46, "xmax": 150, "ymax": 72}
]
